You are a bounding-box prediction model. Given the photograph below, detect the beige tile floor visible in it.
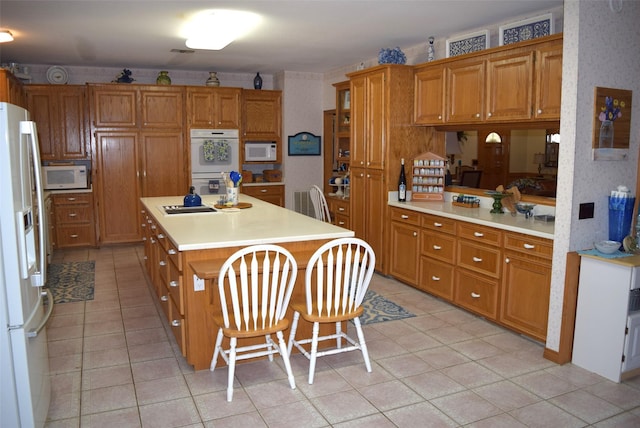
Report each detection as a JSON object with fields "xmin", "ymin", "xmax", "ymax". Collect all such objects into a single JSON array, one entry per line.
[{"xmin": 44, "ymin": 245, "xmax": 640, "ymax": 427}]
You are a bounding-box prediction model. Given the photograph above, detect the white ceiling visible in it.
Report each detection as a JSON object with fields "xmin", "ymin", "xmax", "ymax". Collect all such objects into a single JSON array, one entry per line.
[{"xmin": 0, "ymin": 1, "xmax": 563, "ymax": 74}]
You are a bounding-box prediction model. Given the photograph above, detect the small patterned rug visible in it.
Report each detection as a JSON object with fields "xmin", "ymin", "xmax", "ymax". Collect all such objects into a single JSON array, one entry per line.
[
  {"xmin": 359, "ymin": 290, "xmax": 415, "ymax": 325},
  {"xmin": 45, "ymin": 261, "xmax": 95, "ymax": 304}
]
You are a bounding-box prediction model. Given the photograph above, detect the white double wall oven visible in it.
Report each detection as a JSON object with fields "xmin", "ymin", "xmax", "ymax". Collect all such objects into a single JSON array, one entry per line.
[{"xmin": 189, "ymin": 129, "xmax": 239, "ymax": 199}]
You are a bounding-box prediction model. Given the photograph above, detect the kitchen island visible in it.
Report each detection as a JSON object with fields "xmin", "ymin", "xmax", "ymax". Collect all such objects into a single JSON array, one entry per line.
[{"xmin": 140, "ymin": 194, "xmax": 354, "ymax": 370}]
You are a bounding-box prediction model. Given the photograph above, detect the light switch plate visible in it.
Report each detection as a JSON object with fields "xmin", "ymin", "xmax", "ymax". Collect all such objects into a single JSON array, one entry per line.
[
  {"xmin": 193, "ymin": 274, "xmax": 205, "ymax": 292},
  {"xmin": 579, "ymin": 202, "xmax": 594, "ymax": 219}
]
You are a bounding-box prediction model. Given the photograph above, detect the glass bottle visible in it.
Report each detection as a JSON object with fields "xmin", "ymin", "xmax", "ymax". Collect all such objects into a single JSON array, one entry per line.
[
  {"xmin": 599, "ymin": 120, "xmax": 614, "ymax": 148},
  {"xmin": 398, "ymin": 158, "xmax": 407, "ymax": 202},
  {"xmin": 253, "ymin": 72, "xmax": 263, "ymax": 89}
]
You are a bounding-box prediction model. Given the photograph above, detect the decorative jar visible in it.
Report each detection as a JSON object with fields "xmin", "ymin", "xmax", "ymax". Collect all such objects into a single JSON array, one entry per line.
[
  {"xmin": 206, "ymin": 72, "xmax": 220, "ymax": 87},
  {"xmin": 156, "ymin": 71, "xmax": 171, "ymax": 85},
  {"xmin": 253, "ymin": 72, "xmax": 263, "ymax": 89}
]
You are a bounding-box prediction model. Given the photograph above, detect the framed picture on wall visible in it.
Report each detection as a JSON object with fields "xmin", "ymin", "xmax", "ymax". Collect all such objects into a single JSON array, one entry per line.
[
  {"xmin": 592, "ymin": 86, "xmax": 632, "ymax": 161},
  {"xmin": 288, "ymin": 132, "xmax": 321, "ymax": 156}
]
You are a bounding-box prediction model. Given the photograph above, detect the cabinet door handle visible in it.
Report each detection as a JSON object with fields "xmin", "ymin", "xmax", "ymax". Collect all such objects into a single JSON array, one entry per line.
[
  {"xmin": 401, "ymin": 215, "xmax": 409, "ymax": 219},
  {"xmin": 474, "ymin": 232, "xmax": 484, "ymax": 237},
  {"xmin": 413, "ymin": 232, "xmax": 418, "ymax": 237},
  {"xmin": 471, "ymin": 292, "xmax": 481, "ymax": 298},
  {"xmin": 260, "ymin": 189, "xmax": 267, "ymax": 193},
  {"xmin": 538, "ymin": 109, "xmax": 543, "ymax": 114},
  {"xmin": 68, "ymin": 213, "xmax": 77, "ymax": 217},
  {"xmin": 171, "ymin": 320, "xmax": 181, "ymax": 327},
  {"xmin": 472, "ymin": 256, "xmax": 483, "ymax": 263},
  {"xmin": 438, "ymin": 115, "xmax": 442, "ymax": 120},
  {"xmin": 159, "ymin": 260, "xmax": 167, "ymax": 266},
  {"xmin": 338, "ymin": 221, "xmax": 346, "ymax": 225},
  {"xmin": 168, "ymin": 249, "xmax": 177, "ymax": 255},
  {"xmin": 158, "ymin": 233, "xmax": 165, "ymax": 239},
  {"xmin": 160, "ymin": 295, "xmax": 169, "ymax": 302},
  {"xmin": 487, "ymin": 112, "xmax": 492, "ymax": 117},
  {"xmin": 475, "ymin": 113, "xmax": 480, "ymax": 118},
  {"xmin": 170, "ymin": 280, "xmax": 179, "ymax": 288},
  {"xmin": 523, "ymin": 243, "xmax": 535, "ymax": 249},
  {"xmin": 505, "ymin": 257, "xmax": 510, "ymax": 263},
  {"xmin": 433, "ymin": 245, "xmax": 441, "ymax": 250},
  {"xmin": 150, "ymin": 238, "xmax": 156, "ymax": 244},
  {"xmin": 431, "ymin": 275, "xmax": 440, "ymax": 281},
  {"xmin": 70, "ymin": 234, "xmax": 78, "ymax": 238},
  {"xmin": 338, "ymin": 207, "xmax": 345, "ymax": 212},
  {"xmin": 66, "ymin": 197, "xmax": 76, "ymax": 201},
  {"xmin": 434, "ymin": 222, "xmax": 442, "ymax": 227}
]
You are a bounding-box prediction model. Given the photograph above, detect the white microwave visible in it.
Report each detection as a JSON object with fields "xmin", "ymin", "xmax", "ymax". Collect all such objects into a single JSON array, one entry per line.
[
  {"xmin": 245, "ymin": 142, "xmax": 277, "ymax": 162},
  {"xmin": 42, "ymin": 164, "xmax": 90, "ymax": 190}
]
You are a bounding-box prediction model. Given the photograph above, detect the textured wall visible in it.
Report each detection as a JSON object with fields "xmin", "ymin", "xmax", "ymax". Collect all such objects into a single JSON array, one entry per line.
[{"xmin": 546, "ymin": 0, "xmax": 640, "ymax": 351}]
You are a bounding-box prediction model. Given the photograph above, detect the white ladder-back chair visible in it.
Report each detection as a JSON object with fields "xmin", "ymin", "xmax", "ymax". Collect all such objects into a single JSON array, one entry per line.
[
  {"xmin": 288, "ymin": 237, "xmax": 376, "ymax": 384},
  {"xmin": 210, "ymin": 244, "xmax": 297, "ymax": 401},
  {"xmin": 310, "ymin": 185, "xmax": 331, "ymax": 222}
]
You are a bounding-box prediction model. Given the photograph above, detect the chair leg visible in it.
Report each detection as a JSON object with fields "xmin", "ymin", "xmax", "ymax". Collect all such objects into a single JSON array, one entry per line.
[
  {"xmin": 276, "ymin": 331, "xmax": 296, "ymax": 390},
  {"xmin": 353, "ymin": 317, "xmax": 372, "ymax": 373},
  {"xmin": 227, "ymin": 337, "xmax": 237, "ymax": 402},
  {"xmin": 287, "ymin": 311, "xmax": 300, "ymax": 356},
  {"xmin": 308, "ymin": 321, "xmax": 320, "ymax": 384},
  {"xmin": 335, "ymin": 321, "xmax": 342, "ymax": 349},
  {"xmin": 265, "ymin": 333, "xmax": 274, "ymax": 362},
  {"xmin": 210, "ymin": 328, "xmax": 224, "ymax": 372}
]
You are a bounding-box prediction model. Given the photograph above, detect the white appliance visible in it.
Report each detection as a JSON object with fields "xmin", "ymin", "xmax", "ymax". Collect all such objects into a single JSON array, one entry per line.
[
  {"xmin": 190, "ymin": 129, "xmax": 239, "ymax": 197},
  {"xmin": 0, "ymin": 102, "xmax": 52, "ymax": 428},
  {"xmin": 244, "ymin": 141, "xmax": 277, "ymax": 162},
  {"xmin": 42, "ymin": 163, "xmax": 90, "ymax": 190}
]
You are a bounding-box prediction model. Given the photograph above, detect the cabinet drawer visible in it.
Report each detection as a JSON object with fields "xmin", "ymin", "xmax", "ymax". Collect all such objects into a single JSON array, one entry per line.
[
  {"xmin": 169, "ymin": 298, "xmax": 186, "ymax": 356},
  {"xmin": 331, "ymin": 198, "xmax": 350, "ymax": 216},
  {"xmin": 167, "ymin": 241, "xmax": 181, "ymax": 271},
  {"xmin": 334, "ymin": 213, "xmax": 350, "ymax": 229},
  {"xmin": 457, "ymin": 241, "xmax": 501, "ymax": 278},
  {"xmin": 390, "ymin": 207, "xmax": 421, "ymax": 226},
  {"xmin": 455, "ymin": 269, "xmax": 499, "ymax": 319},
  {"xmin": 168, "ymin": 260, "xmax": 184, "ymax": 316},
  {"xmin": 457, "ymin": 223, "xmax": 502, "ymax": 246},
  {"xmin": 53, "ymin": 194, "xmax": 92, "ymax": 206},
  {"xmin": 159, "ymin": 288, "xmax": 171, "ymax": 320},
  {"xmin": 504, "ymin": 232, "xmax": 553, "ymax": 259},
  {"xmin": 55, "ymin": 206, "xmax": 92, "ymax": 224},
  {"xmin": 421, "ymin": 230, "xmax": 456, "ymax": 263},
  {"xmin": 421, "ymin": 213, "xmax": 456, "ymax": 235},
  {"xmin": 242, "ymin": 185, "xmax": 283, "ymax": 197},
  {"xmin": 55, "ymin": 224, "xmax": 94, "ymax": 247},
  {"xmin": 420, "ymin": 257, "xmax": 454, "ymax": 300}
]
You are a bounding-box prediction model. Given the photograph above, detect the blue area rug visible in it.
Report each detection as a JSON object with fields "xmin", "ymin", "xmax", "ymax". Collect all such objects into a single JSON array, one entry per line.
[
  {"xmin": 46, "ymin": 261, "xmax": 95, "ymax": 303},
  {"xmin": 359, "ymin": 290, "xmax": 415, "ymax": 325}
]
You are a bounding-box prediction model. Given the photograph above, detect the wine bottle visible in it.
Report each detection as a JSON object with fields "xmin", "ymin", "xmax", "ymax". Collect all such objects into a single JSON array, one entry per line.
[{"xmin": 398, "ymin": 158, "xmax": 407, "ymax": 202}]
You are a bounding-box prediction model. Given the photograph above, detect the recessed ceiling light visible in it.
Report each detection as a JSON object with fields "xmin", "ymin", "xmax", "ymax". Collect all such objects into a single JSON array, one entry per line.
[
  {"xmin": 184, "ymin": 10, "xmax": 261, "ymax": 50},
  {"xmin": 0, "ymin": 31, "xmax": 14, "ymax": 43}
]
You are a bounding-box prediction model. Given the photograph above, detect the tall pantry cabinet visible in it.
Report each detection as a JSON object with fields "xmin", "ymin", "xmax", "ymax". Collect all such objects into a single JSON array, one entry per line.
[
  {"xmin": 347, "ymin": 65, "xmax": 433, "ymax": 273},
  {"xmin": 91, "ymin": 84, "xmax": 186, "ymax": 244}
]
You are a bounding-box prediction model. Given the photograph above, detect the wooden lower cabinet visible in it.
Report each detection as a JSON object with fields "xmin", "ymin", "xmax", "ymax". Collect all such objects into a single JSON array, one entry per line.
[
  {"xmin": 242, "ymin": 184, "xmax": 284, "ymax": 207},
  {"xmin": 52, "ymin": 193, "xmax": 96, "ymax": 248},
  {"xmin": 327, "ymin": 196, "xmax": 350, "ymax": 228},
  {"xmin": 389, "ymin": 206, "xmax": 552, "ymax": 342}
]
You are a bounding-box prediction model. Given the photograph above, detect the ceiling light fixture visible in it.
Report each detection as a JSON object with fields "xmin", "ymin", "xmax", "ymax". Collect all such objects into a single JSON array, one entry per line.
[
  {"xmin": 0, "ymin": 31, "xmax": 14, "ymax": 43},
  {"xmin": 184, "ymin": 10, "xmax": 261, "ymax": 50}
]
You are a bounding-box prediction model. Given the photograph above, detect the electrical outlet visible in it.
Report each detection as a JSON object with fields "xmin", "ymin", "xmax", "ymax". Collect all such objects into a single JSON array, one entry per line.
[
  {"xmin": 193, "ymin": 274, "xmax": 205, "ymax": 291},
  {"xmin": 579, "ymin": 202, "xmax": 594, "ymax": 219}
]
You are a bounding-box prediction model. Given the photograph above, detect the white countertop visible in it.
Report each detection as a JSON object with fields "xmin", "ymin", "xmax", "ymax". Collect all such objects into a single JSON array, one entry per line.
[
  {"xmin": 140, "ymin": 194, "xmax": 354, "ymax": 251},
  {"xmin": 388, "ymin": 200, "xmax": 555, "ymax": 239}
]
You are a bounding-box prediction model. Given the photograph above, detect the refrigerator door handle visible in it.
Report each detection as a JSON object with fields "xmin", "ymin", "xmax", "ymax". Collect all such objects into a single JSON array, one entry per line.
[
  {"xmin": 21, "ymin": 120, "xmax": 46, "ymax": 287},
  {"xmin": 27, "ymin": 289, "xmax": 54, "ymax": 338}
]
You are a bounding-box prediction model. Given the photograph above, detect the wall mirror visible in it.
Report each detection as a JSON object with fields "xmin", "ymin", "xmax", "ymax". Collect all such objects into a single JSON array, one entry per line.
[{"xmin": 445, "ymin": 127, "xmax": 559, "ymax": 201}]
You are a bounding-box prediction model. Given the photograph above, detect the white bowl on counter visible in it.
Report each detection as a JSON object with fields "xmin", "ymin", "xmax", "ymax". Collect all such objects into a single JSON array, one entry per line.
[{"xmin": 594, "ymin": 240, "xmax": 621, "ymax": 254}]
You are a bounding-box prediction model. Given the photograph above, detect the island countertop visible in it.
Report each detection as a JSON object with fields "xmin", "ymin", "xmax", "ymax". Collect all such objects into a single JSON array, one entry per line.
[{"xmin": 140, "ymin": 194, "xmax": 354, "ymax": 251}]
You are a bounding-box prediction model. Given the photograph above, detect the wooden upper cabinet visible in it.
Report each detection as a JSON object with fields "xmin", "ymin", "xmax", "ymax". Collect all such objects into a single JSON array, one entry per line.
[
  {"xmin": 91, "ymin": 85, "xmax": 138, "ymax": 128},
  {"xmin": 141, "ymin": 87, "xmax": 184, "ymax": 129},
  {"xmin": 445, "ymin": 58, "xmax": 485, "ymax": 124},
  {"xmin": 0, "ymin": 70, "xmax": 26, "ymax": 108},
  {"xmin": 349, "ymin": 70, "xmax": 385, "ymax": 170},
  {"xmin": 187, "ymin": 87, "xmax": 241, "ymax": 129},
  {"xmin": 485, "ymin": 50, "xmax": 534, "ymax": 122},
  {"xmin": 534, "ymin": 39, "xmax": 563, "ymax": 120},
  {"xmin": 139, "ymin": 131, "xmax": 186, "ymax": 197},
  {"xmin": 242, "ymin": 89, "xmax": 281, "ymax": 141},
  {"xmin": 414, "ymin": 66, "xmax": 445, "ymax": 125},
  {"xmin": 26, "ymin": 85, "xmax": 89, "ymax": 160}
]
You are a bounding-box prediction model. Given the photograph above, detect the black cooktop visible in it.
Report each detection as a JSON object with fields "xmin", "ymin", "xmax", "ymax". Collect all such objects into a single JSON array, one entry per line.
[{"xmin": 162, "ymin": 205, "xmax": 217, "ymax": 214}]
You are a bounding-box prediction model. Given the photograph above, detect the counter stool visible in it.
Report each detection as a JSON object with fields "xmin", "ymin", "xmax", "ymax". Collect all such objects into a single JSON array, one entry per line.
[
  {"xmin": 310, "ymin": 185, "xmax": 331, "ymax": 222},
  {"xmin": 287, "ymin": 237, "xmax": 376, "ymax": 384},
  {"xmin": 210, "ymin": 244, "xmax": 297, "ymax": 401}
]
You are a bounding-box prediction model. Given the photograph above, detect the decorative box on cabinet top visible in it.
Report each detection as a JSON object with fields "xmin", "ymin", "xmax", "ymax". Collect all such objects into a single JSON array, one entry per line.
[{"xmin": 411, "ymin": 152, "xmax": 446, "ymax": 201}]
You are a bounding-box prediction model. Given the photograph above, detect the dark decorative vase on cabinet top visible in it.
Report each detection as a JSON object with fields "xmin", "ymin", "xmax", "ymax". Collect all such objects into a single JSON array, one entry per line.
[{"xmin": 253, "ymin": 72, "xmax": 263, "ymax": 89}]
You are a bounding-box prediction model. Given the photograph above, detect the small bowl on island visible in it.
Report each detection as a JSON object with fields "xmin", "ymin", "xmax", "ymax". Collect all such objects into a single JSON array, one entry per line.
[
  {"xmin": 595, "ymin": 240, "xmax": 621, "ymax": 254},
  {"xmin": 515, "ymin": 202, "xmax": 536, "ymax": 218}
]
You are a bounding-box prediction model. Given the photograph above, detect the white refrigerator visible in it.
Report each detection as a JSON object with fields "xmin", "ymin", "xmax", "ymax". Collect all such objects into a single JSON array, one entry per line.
[{"xmin": 0, "ymin": 102, "xmax": 52, "ymax": 428}]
